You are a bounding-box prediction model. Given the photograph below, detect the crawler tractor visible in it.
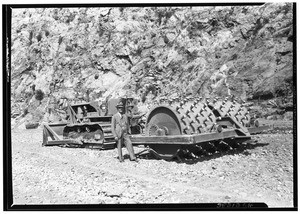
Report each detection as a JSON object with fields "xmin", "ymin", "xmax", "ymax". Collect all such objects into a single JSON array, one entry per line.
[
  {"xmin": 43, "ymin": 96, "xmax": 270, "ymax": 160},
  {"xmin": 43, "ymin": 97, "xmax": 143, "ymax": 149}
]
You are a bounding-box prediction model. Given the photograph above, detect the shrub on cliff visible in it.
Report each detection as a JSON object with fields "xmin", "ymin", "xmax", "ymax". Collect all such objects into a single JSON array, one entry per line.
[{"xmin": 35, "ymin": 89, "xmax": 45, "ymax": 102}]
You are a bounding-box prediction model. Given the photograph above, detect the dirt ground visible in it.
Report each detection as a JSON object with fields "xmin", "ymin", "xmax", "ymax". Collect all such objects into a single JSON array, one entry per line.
[{"xmin": 11, "ymin": 119, "xmax": 294, "ymax": 208}]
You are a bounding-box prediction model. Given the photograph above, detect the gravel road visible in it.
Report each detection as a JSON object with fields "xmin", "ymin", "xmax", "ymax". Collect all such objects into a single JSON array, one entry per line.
[{"xmin": 11, "ymin": 121, "xmax": 294, "ymax": 208}]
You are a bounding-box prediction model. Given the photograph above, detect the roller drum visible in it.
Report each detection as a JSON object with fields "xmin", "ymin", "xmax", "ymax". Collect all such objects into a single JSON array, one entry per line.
[
  {"xmin": 208, "ymin": 98, "xmax": 251, "ymax": 127},
  {"xmin": 145, "ymin": 101, "xmax": 217, "ymax": 158}
]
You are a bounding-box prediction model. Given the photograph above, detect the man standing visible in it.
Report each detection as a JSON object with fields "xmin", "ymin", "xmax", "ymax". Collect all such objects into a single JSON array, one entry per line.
[{"xmin": 111, "ymin": 101, "xmax": 137, "ymax": 162}]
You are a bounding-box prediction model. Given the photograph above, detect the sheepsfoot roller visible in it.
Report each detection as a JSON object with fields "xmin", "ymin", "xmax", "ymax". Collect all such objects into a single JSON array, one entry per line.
[{"xmin": 130, "ymin": 97, "xmax": 271, "ymax": 160}]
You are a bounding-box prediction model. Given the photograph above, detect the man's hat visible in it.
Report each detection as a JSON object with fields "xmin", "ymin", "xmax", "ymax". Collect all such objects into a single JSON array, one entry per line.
[{"xmin": 116, "ymin": 101, "xmax": 124, "ymax": 108}]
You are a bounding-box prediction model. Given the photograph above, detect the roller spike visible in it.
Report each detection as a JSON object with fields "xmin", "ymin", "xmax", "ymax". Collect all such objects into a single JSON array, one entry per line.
[
  {"xmin": 185, "ymin": 125, "xmax": 190, "ymax": 131},
  {"xmin": 220, "ymin": 141, "xmax": 229, "ymax": 146},
  {"xmin": 183, "ymin": 128, "xmax": 188, "ymax": 134},
  {"xmin": 181, "ymin": 116, "xmax": 187, "ymax": 125},
  {"xmin": 186, "ymin": 110, "xmax": 191, "ymax": 118},
  {"xmin": 190, "ymin": 124, "xmax": 196, "ymax": 133},
  {"xmin": 241, "ymin": 120, "xmax": 246, "ymax": 126},
  {"xmin": 208, "ymin": 113, "xmax": 214, "ymax": 122},
  {"xmin": 195, "ymin": 146, "xmax": 205, "ymax": 155},
  {"xmin": 197, "ymin": 126, "xmax": 202, "ymax": 133},
  {"xmin": 199, "ymin": 108, "xmax": 204, "ymax": 114},
  {"xmin": 182, "ymin": 149, "xmax": 188, "ymax": 154},
  {"xmin": 190, "ymin": 152, "xmax": 197, "ymax": 158},
  {"xmin": 208, "ymin": 142, "xmax": 216, "ymax": 149},
  {"xmin": 195, "ymin": 145, "xmax": 201, "ymax": 149},
  {"xmin": 190, "ymin": 104, "xmax": 195, "ymax": 112}
]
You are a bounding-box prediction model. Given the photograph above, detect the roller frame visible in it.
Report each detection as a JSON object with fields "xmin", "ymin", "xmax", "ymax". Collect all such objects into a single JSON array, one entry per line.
[{"xmin": 130, "ymin": 125, "xmax": 270, "ymax": 145}]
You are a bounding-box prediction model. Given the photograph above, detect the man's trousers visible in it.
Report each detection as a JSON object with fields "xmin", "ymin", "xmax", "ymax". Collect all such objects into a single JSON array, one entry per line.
[{"xmin": 117, "ymin": 134, "xmax": 136, "ymax": 161}]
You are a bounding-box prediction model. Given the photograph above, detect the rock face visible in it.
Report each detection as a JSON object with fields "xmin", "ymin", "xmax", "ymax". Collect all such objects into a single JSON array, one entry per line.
[{"xmin": 10, "ymin": 4, "xmax": 294, "ymax": 125}]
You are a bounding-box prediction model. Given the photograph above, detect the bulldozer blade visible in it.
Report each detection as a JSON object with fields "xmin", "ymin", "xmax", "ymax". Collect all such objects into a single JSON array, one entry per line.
[{"xmin": 43, "ymin": 123, "xmax": 67, "ymax": 146}]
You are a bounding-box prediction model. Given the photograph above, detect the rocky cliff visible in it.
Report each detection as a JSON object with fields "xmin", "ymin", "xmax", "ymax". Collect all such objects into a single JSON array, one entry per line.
[{"xmin": 10, "ymin": 3, "xmax": 294, "ymax": 126}]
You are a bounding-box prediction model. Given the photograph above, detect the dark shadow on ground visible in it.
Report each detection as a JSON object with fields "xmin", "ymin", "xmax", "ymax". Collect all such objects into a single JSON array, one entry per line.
[{"xmin": 134, "ymin": 141, "xmax": 269, "ymax": 164}]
